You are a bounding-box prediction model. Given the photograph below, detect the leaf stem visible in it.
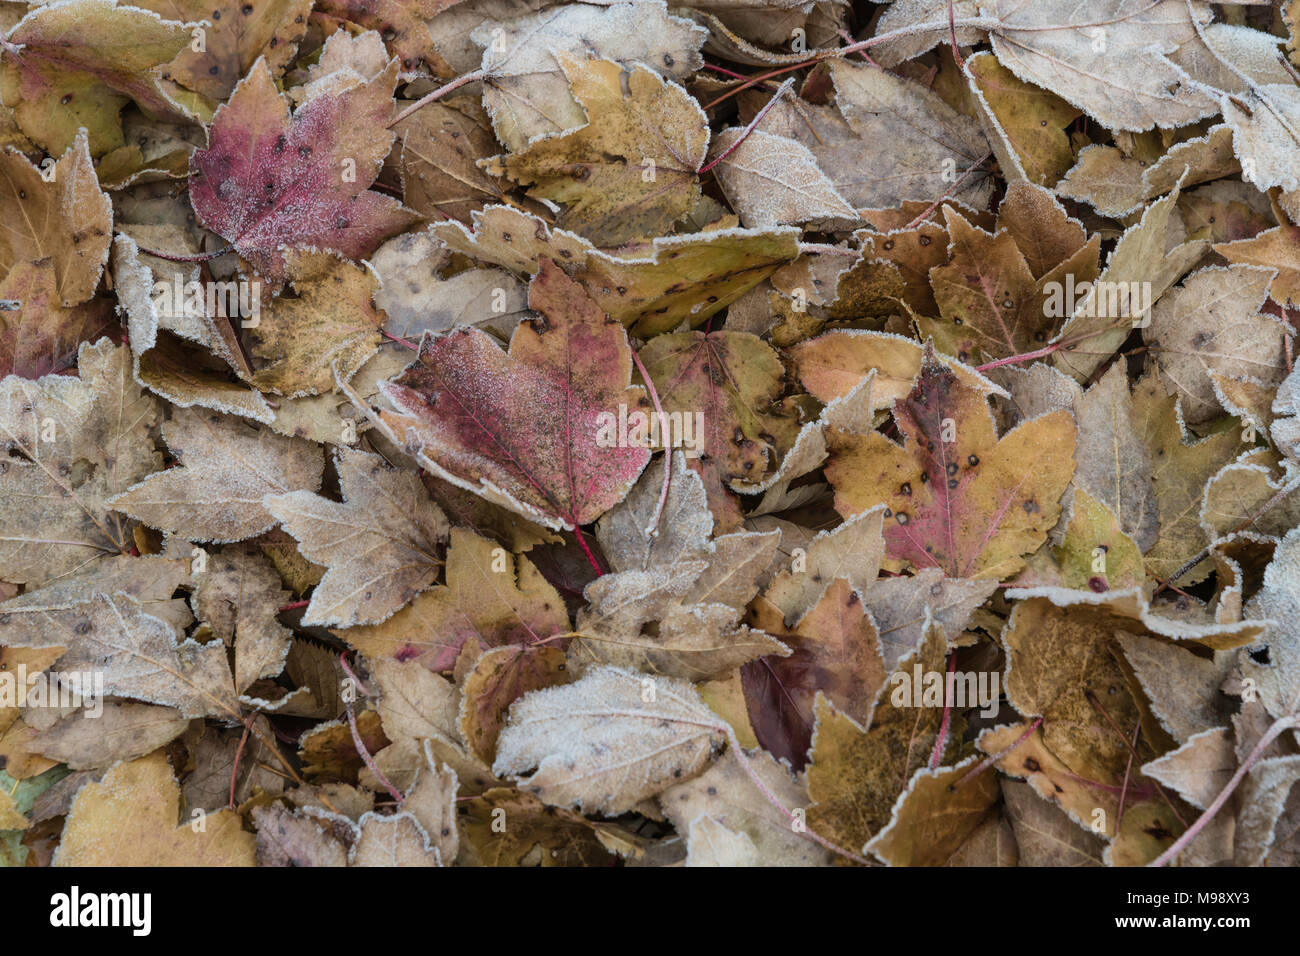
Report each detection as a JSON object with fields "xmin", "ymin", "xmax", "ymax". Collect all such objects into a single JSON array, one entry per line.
[
  {"xmin": 572, "ymin": 526, "xmax": 604, "ymax": 577},
  {"xmin": 628, "ymin": 346, "xmax": 671, "ymax": 539},
  {"xmin": 134, "ymin": 244, "xmax": 233, "ymax": 263},
  {"xmin": 699, "ymin": 77, "xmax": 795, "ymax": 175},
  {"xmin": 954, "ymin": 717, "xmax": 1042, "ymax": 789},
  {"xmin": 387, "ymin": 69, "xmax": 486, "ymax": 128},
  {"xmin": 346, "ymin": 698, "xmax": 404, "ymax": 805},
  {"xmin": 725, "ymin": 728, "xmax": 876, "ymax": 866},
  {"xmin": 929, "ymin": 650, "xmax": 957, "ymax": 769},
  {"xmin": 1149, "ymin": 714, "xmax": 1299, "ymax": 866}
]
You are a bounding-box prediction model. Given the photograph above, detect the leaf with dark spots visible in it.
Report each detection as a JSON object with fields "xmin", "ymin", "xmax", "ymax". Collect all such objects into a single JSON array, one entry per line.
[
  {"xmin": 636, "ymin": 329, "xmax": 800, "ymax": 526},
  {"xmin": 188, "ymin": 57, "xmax": 418, "ymax": 281},
  {"xmin": 826, "ymin": 348, "xmax": 1077, "ymax": 580}
]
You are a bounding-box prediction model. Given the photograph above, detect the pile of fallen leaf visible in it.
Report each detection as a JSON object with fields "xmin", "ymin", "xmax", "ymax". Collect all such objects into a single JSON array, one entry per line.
[{"xmin": 1, "ymin": 0, "xmax": 1299, "ymax": 868}]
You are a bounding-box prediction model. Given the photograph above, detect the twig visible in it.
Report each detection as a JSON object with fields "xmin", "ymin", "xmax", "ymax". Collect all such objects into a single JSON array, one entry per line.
[
  {"xmin": 1085, "ymin": 689, "xmax": 1188, "ymax": 826},
  {"xmin": 1115, "ymin": 722, "xmax": 1140, "ymax": 832},
  {"xmin": 699, "ymin": 78, "xmax": 795, "ymax": 175},
  {"xmin": 228, "ymin": 715, "xmax": 257, "ymax": 810},
  {"xmin": 135, "ymin": 244, "xmax": 233, "ymax": 263},
  {"xmin": 954, "ymin": 717, "xmax": 1042, "ymax": 789},
  {"xmin": 1156, "ymin": 471, "xmax": 1300, "ymax": 591},
  {"xmin": 628, "ymin": 346, "xmax": 672, "ymax": 539},
  {"xmin": 1150, "ymin": 714, "xmax": 1299, "ymax": 866},
  {"xmin": 902, "ymin": 151, "xmax": 993, "ymax": 229},
  {"xmin": 387, "ymin": 69, "xmax": 486, "ymax": 128},
  {"xmin": 381, "ymin": 329, "xmax": 418, "ymax": 351}
]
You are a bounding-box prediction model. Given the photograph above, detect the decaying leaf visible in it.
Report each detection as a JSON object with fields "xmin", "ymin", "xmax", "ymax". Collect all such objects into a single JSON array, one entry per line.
[{"xmin": 0, "ymin": 0, "xmax": 1294, "ymax": 875}]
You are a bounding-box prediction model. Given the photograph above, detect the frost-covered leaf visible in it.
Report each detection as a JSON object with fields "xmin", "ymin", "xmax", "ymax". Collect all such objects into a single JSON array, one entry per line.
[
  {"xmin": 0, "ymin": 131, "xmax": 111, "ymax": 306},
  {"xmin": 264, "ymin": 447, "xmax": 448, "ymax": 627},
  {"xmin": 189, "ymin": 57, "xmax": 417, "ymax": 280},
  {"xmin": 473, "ymin": 1, "xmax": 706, "ymax": 152},
  {"xmin": 55, "ymin": 751, "xmax": 255, "ymax": 865},
  {"xmin": 376, "ymin": 259, "xmax": 650, "ymax": 530},
  {"xmin": 826, "ymin": 348, "xmax": 1077, "ymax": 580},
  {"xmin": 109, "ymin": 407, "xmax": 323, "ymax": 543},
  {"xmin": 493, "ymin": 666, "xmax": 728, "ymax": 814},
  {"xmin": 484, "ymin": 56, "xmax": 708, "ymax": 246}
]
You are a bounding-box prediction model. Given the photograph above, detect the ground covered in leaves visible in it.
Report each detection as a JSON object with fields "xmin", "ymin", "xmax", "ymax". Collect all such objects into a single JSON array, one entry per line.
[{"xmin": 1, "ymin": 0, "xmax": 1299, "ymax": 867}]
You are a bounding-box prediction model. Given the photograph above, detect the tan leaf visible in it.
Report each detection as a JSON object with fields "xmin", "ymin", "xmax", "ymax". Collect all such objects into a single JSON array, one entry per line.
[
  {"xmin": 711, "ymin": 128, "xmax": 856, "ymax": 229},
  {"xmin": 264, "ymin": 447, "xmax": 448, "ymax": 627},
  {"xmin": 493, "ymin": 666, "xmax": 728, "ymax": 814},
  {"xmin": 55, "ymin": 751, "xmax": 255, "ymax": 865},
  {"xmin": 109, "ymin": 407, "xmax": 324, "ymax": 544}
]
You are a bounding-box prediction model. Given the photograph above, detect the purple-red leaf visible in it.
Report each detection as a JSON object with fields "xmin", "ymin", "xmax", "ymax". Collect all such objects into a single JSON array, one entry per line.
[
  {"xmin": 377, "ymin": 258, "xmax": 652, "ymax": 530},
  {"xmin": 189, "ymin": 57, "xmax": 417, "ymax": 281}
]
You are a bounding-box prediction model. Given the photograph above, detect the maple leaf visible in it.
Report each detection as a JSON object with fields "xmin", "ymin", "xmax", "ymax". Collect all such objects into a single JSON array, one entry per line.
[
  {"xmin": 392, "ymin": 94, "xmax": 506, "ymax": 223},
  {"xmin": 29, "ymin": 700, "xmax": 187, "ymax": 770},
  {"xmin": 921, "ymin": 183, "xmax": 1100, "ymax": 363},
  {"xmin": 8, "ymin": 590, "xmax": 239, "ymax": 718},
  {"xmin": 458, "ymin": 643, "xmax": 572, "ymax": 766},
  {"xmin": 1051, "ymin": 187, "xmax": 1207, "ymax": 382},
  {"xmin": 865, "ymin": 757, "xmax": 1001, "ymax": 866},
  {"xmin": 571, "ymin": 565, "xmax": 788, "ymax": 682},
  {"xmin": 637, "ymin": 328, "xmax": 801, "ymax": 517},
  {"xmin": 188, "ymin": 57, "xmax": 418, "ymax": 280},
  {"xmin": 0, "ymin": 130, "xmax": 112, "ymax": 307},
  {"xmin": 790, "ymin": 329, "xmax": 1002, "ymax": 410},
  {"xmin": 0, "ymin": 260, "xmax": 112, "ymax": 378},
  {"xmin": 660, "ymin": 748, "xmax": 831, "ymax": 866},
  {"xmin": 264, "ymin": 447, "xmax": 448, "ymax": 627},
  {"xmin": 108, "ymin": 406, "xmax": 324, "ymax": 544},
  {"xmin": 138, "ymin": 0, "xmax": 313, "ymax": 101},
  {"xmin": 0, "ymin": 0, "xmax": 203, "ymax": 157},
  {"xmin": 316, "ymin": 0, "xmax": 454, "ymax": 72},
  {"xmin": 484, "ymin": 56, "xmax": 708, "ymax": 247},
  {"xmin": 192, "ymin": 543, "xmax": 293, "ymax": 692},
  {"xmin": 805, "ymin": 617, "xmax": 951, "ymax": 854},
  {"xmin": 964, "ymin": 52, "xmax": 1081, "ymax": 188},
  {"xmin": 742, "ymin": 578, "xmax": 887, "ymax": 770},
  {"xmin": 247, "ymin": 250, "xmax": 388, "ymax": 397},
  {"xmin": 55, "ymin": 751, "xmax": 254, "ymax": 865},
  {"xmin": 434, "ymin": 204, "xmax": 800, "ymax": 336},
  {"xmin": 803, "ymin": 58, "xmax": 992, "ymax": 211},
  {"xmin": 1216, "ymin": 222, "xmax": 1300, "ymax": 309},
  {"xmin": 472, "ymin": 1, "xmax": 706, "ymax": 152},
  {"xmin": 339, "ymin": 527, "xmax": 568, "ymax": 672},
  {"xmin": 0, "ymin": 340, "xmax": 160, "ymax": 587},
  {"xmin": 459, "ymin": 787, "xmax": 619, "ymax": 866},
  {"xmin": 711, "ymin": 128, "xmax": 857, "ymax": 229},
  {"xmin": 375, "ymin": 258, "xmax": 651, "ymax": 530},
  {"xmin": 1131, "ymin": 369, "xmax": 1242, "ymax": 584},
  {"xmin": 826, "ymin": 349, "xmax": 1077, "ymax": 580}
]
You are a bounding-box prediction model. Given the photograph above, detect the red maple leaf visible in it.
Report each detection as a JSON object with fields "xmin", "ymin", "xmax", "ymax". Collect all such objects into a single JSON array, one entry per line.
[
  {"xmin": 189, "ymin": 56, "xmax": 417, "ymax": 280},
  {"xmin": 376, "ymin": 258, "xmax": 652, "ymax": 530}
]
